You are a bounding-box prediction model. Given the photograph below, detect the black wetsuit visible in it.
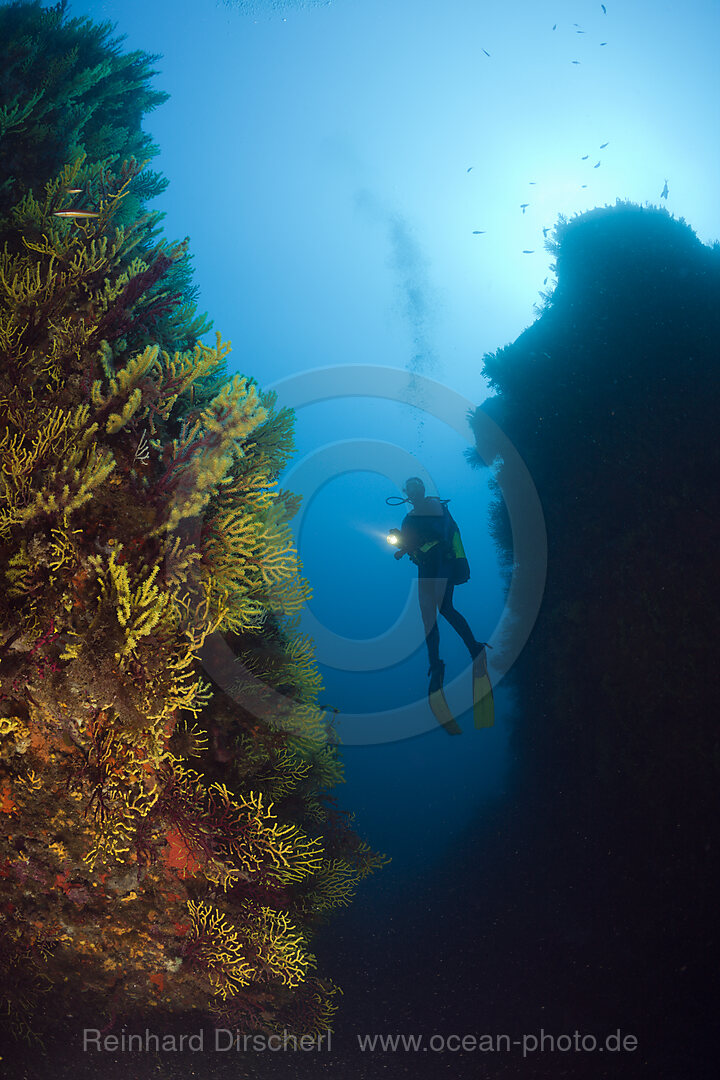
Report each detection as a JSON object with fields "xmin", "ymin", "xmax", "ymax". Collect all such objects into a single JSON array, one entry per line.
[{"xmin": 399, "ymin": 497, "xmax": 479, "ymax": 669}]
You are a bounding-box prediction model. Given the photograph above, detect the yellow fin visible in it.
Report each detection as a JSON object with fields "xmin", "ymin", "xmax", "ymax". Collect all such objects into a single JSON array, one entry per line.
[
  {"xmin": 429, "ymin": 689, "xmax": 462, "ymax": 735},
  {"xmin": 473, "ymin": 668, "xmax": 495, "ymax": 730}
]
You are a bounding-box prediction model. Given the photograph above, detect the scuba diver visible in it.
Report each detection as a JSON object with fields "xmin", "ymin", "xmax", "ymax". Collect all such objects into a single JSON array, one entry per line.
[{"xmin": 387, "ymin": 477, "xmax": 494, "ymax": 734}]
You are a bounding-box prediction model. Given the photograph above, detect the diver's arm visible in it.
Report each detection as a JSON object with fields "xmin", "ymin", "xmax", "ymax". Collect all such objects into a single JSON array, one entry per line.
[
  {"xmin": 388, "ymin": 536, "xmax": 412, "ymax": 561},
  {"xmin": 396, "ymin": 515, "xmax": 422, "ymax": 563},
  {"xmin": 394, "ymin": 516, "xmax": 415, "ymax": 560},
  {"xmin": 395, "ymin": 540, "xmax": 421, "ymax": 564}
]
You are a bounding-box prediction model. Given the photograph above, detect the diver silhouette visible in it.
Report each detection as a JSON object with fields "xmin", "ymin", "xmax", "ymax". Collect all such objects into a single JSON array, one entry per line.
[{"xmin": 388, "ymin": 477, "xmax": 487, "ymax": 695}]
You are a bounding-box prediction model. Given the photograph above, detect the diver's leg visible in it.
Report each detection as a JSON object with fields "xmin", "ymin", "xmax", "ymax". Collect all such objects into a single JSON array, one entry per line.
[
  {"xmin": 418, "ymin": 577, "xmax": 440, "ymax": 667},
  {"xmin": 439, "ymin": 583, "xmax": 485, "ymax": 658},
  {"xmin": 419, "ymin": 576, "xmax": 447, "ymax": 692}
]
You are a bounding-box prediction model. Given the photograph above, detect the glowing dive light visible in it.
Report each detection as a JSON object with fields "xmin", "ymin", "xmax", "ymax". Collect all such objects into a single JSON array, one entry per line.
[{"xmin": 386, "ymin": 528, "xmax": 402, "ymax": 546}]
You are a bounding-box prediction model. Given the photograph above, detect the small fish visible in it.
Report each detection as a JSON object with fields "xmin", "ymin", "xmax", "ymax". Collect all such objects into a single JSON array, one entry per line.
[
  {"xmin": 593, "ymin": 161, "xmax": 601, "ymax": 168},
  {"xmin": 472, "ymin": 230, "xmax": 486, "ymax": 234},
  {"xmin": 582, "ymin": 155, "xmax": 589, "ymax": 160},
  {"xmin": 64, "ymin": 188, "xmax": 82, "ymax": 194},
  {"xmin": 576, "ymin": 30, "xmax": 585, "ymax": 34},
  {"xmin": 571, "ymin": 60, "xmax": 581, "ymax": 64},
  {"xmin": 482, "ymin": 48, "xmax": 491, "ymax": 57},
  {"xmin": 600, "ymin": 41, "xmax": 607, "ymax": 45},
  {"xmin": 601, "ymin": 4, "xmax": 607, "ymax": 13},
  {"xmin": 661, "ymin": 179, "xmax": 669, "ymax": 199},
  {"xmin": 581, "ymin": 184, "xmax": 588, "ymax": 188},
  {"xmin": 520, "ymin": 203, "xmax": 529, "ymax": 212},
  {"xmin": 522, "ymin": 250, "xmax": 534, "ymax": 254},
  {"xmin": 600, "ymin": 141, "xmax": 609, "ymax": 148},
  {"xmin": 552, "ymin": 23, "xmax": 557, "ymax": 30},
  {"xmin": 542, "ymin": 227, "xmax": 549, "ymax": 238},
  {"xmin": 529, "ymin": 181, "xmax": 537, "ymax": 185},
  {"xmin": 53, "ymin": 210, "xmax": 99, "ymax": 217},
  {"xmin": 467, "ymin": 166, "xmax": 473, "ymax": 172},
  {"xmin": 543, "ymin": 277, "xmax": 548, "ymax": 284}
]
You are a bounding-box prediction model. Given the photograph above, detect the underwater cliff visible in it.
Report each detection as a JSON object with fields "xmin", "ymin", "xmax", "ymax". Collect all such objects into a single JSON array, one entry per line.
[
  {"xmin": 0, "ymin": 1, "xmax": 382, "ymax": 1067},
  {"xmin": 458, "ymin": 201, "xmax": 720, "ymax": 1075}
]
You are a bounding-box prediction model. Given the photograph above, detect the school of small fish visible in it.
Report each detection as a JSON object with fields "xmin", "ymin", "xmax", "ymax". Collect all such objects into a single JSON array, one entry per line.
[{"xmin": 468, "ymin": 5, "xmax": 669, "ymax": 257}]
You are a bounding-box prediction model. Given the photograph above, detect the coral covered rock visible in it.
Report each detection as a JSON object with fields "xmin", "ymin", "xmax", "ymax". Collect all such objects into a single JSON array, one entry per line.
[{"xmin": 0, "ymin": 0, "xmax": 384, "ymax": 1055}]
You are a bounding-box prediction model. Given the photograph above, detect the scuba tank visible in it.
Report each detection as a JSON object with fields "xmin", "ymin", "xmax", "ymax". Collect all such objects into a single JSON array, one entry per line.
[{"xmin": 442, "ymin": 504, "xmax": 470, "ymax": 585}]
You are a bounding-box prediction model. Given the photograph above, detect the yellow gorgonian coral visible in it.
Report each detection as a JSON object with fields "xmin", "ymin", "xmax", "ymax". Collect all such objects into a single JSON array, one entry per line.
[
  {"xmin": 0, "ymin": 124, "xmax": 383, "ymax": 1041},
  {"xmin": 200, "ymin": 784, "xmax": 325, "ymax": 892},
  {"xmin": 186, "ymin": 900, "xmax": 253, "ymax": 1000},
  {"xmin": 242, "ymin": 904, "xmax": 312, "ymax": 988},
  {"xmin": 0, "ymin": 715, "xmax": 31, "ymax": 758}
]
